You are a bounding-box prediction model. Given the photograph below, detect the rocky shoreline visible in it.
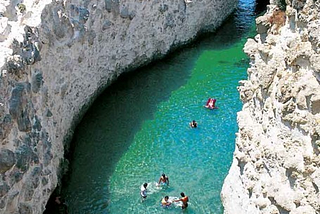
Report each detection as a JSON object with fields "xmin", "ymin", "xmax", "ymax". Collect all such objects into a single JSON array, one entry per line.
[
  {"xmin": 0, "ymin": 0, "xmax": 237, "ymax": 213},
  {"xmin": 221, "ymin": 0, "xmax": 320, "ymax": 213}
]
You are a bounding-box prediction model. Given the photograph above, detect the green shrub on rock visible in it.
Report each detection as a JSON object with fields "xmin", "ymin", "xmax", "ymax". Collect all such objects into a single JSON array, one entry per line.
[
  {"xmin": 275, "ymin": 0, "xmax": 287, "ymax": 11},
  {"xmin": 17, "ymin": 3, "xmax": 26, "ymax": 13}
]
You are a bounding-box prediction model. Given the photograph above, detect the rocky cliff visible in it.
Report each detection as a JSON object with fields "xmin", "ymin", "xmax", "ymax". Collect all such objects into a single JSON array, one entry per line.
[
  {"xmin": 0, "ymin": 0, "xmax": 237, "ymax": 213},
  {"xmin": 221, "ymin": 0, "xmax": 320, "ymax": 214}
]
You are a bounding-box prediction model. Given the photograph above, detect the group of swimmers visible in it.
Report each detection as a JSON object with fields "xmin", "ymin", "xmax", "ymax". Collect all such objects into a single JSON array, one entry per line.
[
  {"xmin": 140, "ymin": 98, "xmax": 217, "ymax": 209},
  {"xmin": 140, "ymin": 174, "xmax": 189, "ymax": 210},
  {"xmin": 189, "ymin": 98, "xmax": 218, "ymax": 129},
  {"xmin": 161, "ymin": 192, "xmax": 189, "ymax": 209}
]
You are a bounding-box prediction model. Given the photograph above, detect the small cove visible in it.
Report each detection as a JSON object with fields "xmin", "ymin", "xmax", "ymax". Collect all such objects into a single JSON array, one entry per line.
[{"xmin": 57, "ymin": 0, "xmax": 264, "ymax": 213}]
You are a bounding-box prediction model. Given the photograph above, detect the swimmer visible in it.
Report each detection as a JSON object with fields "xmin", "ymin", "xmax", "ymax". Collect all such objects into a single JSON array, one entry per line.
[
  {"xmin": 158, "ymin": 173, "xmax": 169, "ymax": 186},
  {"xmin": 174, "ymin": 192, "xmax": 189, "ymax": 209},
  {"xmin": 189, "ymin": 120, "xmax": 197, "ymax": 128},
  {"xmin": 205, "ymin": 98, "xmax": 218, "ymax": 109},
  {"xmin": 140, "ymin": 183, "xmax": 148, "ymax": 199},
  {"xmin": 161, "ymin": 196, "xmax": 172, "ymax": 207}
]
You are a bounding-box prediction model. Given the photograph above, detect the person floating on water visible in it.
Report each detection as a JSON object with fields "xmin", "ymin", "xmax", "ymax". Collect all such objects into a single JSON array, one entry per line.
[
  {"xmin": 189, "ymin": 120, "xmax": 198, "ymax": 128},
  {"xmin": 158, "ymin": 173, "xmax": 169, "ymax": 186},
  {"xmin": 140, "ymin": 183, "xmax": 148, "ymax": 199},
  {"xmin": 174, "ymin": 192, "xmax": 189, "ymax": 209},
  {"xmin": 205, "ymin": 98, "xmax": 218, "ymax": 109},
  {"xmin": 161, "ymin": 196, "xmax": 172, "ymax": 208}
]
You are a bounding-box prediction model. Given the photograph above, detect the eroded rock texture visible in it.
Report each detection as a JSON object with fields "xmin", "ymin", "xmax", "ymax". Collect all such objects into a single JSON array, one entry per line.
[
  {"xmin": 222, "ymin": 1, "xmax": 320, "ymax": 214},
  {"xmin": 0, "ymin": 0, "xmax": 237, "ymax": 213}
]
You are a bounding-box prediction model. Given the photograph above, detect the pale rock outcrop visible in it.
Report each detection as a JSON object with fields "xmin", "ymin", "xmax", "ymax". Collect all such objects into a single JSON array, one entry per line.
[
  {"xmin": 0, "ymin": 0, "xmax": 237, "ymax": 213},
  {"xmin": 222, "ymin": 1, "xmax": 320, "ymax": 214}
]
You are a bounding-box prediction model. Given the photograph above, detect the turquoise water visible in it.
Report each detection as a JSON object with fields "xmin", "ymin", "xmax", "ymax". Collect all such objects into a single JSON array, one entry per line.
[{"xmin": 59, "ymin": 0, "xmax": 259, "ymax": 213}]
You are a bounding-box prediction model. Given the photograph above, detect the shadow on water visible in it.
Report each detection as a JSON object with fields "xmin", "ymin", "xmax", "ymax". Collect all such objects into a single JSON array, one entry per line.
[{"xmin": 44, "ymin": 0, "xmax": 265, "ymax": 213}]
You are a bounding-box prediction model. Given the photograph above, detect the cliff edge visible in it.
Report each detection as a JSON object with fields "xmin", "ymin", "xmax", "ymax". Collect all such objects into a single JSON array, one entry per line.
[
  {"xmin": 221, "ymin": 0, "xmax": 320, "ymax": 213},
  {"xmin": 0, "ymin": 0, "xmax": 237, "ymax": 213}
]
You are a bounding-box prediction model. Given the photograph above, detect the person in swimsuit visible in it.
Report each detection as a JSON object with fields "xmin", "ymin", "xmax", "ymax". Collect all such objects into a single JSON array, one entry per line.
[
  {"xmin": 174, "ymin": 192, "xmax": 189, "ymax": 209},
  {"xmin": 161, "ymin": 196, "xmax": 172, "ymax": 207},
  {"xmin": 205, "ymin": 98, "xmax": 217, "ymax": 109},
  {"xmin": 158, "ymin": 173, "xmax": 169, "ymax": 186},
  {"xmin": 140, "ymin": 183, "xmax": 148, "ymax": 199},
  {"xmin": 189, "ymin": 120, "xmax": 197, "ymax": 128}
]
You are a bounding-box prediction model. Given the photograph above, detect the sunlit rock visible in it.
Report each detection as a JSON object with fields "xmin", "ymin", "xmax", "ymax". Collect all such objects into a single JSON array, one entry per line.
[{"xmin": 222, "ymin": 0, "xmax": 320, "ymax": 213}]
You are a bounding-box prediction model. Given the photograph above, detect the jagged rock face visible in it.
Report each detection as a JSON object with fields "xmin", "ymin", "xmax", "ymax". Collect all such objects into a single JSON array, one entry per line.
[
  {"xmin": 222, "ymin": 1, "xmax": 320, "ymax": 214},
  {"xmin": 0, "ymin": 0, "xmax": 237, "ymax": 213}
]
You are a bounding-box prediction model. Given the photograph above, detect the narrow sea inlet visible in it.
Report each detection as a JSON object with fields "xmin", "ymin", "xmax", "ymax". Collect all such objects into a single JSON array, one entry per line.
[{"xmin": 60, "ymin": 0, "xmax": 260, "ymax": 213}]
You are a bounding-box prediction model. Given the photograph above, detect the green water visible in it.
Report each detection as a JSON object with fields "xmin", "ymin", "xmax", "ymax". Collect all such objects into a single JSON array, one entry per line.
[{"xmin": 59, "ymin": 0, "xmax": 259, "ymax": 213}]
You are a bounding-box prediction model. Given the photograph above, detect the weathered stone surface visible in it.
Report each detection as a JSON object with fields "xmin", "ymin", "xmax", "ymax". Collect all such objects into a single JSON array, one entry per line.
[
  {"xmin": 310, "ymin": 94, "xmax": 320, "ymax": 114},
  {"xmin": 31, "ymin": 70, "xmax": 43, "ymax": 93},
  {"xmin": 23, "ymin": 167, "xmax": 41, "ymax": 201},
  {"xmin": 104, "ymin": 0, "xmax": 120, "ymax": 13},
  {"xmin": 0, "ymin": 199, "xmax": 5, "ymax": 209},
  {"xmin": 0, "ymin": 183, "xmax": 10, "ymax": 198},
  {"xmin": 70, "ymin": 5, "xmax": 89, "ymax": 24},
  {"xmin": 45, "ymin": 109, "xmax": 52, "ymax": 117},
  {"xmin": 9, "ymin": 83, "xmax": 25, "ymax": 119},
  {"xmin": 102, "ymin": 20, "xmax": 112, "ymax": 30},
  {"xmin": 6, "ymin": 55, "xmax": 26, "ymax": 76},
  {"xmin": 10, "ymin": 169, "xmax": 24, "ymax": 183},
  {"xmin": 32, "ymin": 116, "xmax": 42, "ymax": 131},
  {"xmin": 311, "ymin": 169, "xmax": 320, "ymax": 191},
  {"xmin": 120, "ymin": 7, "xmax": 129, "ymax": 19},
  {"xmin": 222, "ymin": 1, "xmax": 320, "ymax": 214},
  {"xmin": 18, "ymin": 202, "xmax": 33, "ymax": 214},
  {"xmin": 0, "ymin": 149, "xmax": 15, "ymax": 173},
  {"xmin": 308, "ymin": 20, "xmax": 320, "ymax": 52},
  {"xmin": 41, "ymin": 177, "xmax": 48, "ymax": 186},
  {"xmin": 256, "ymin": 15, "xmax": 269, "ymax": 42},
  {"xmin": 290, "ymin": 206, "xmax": 316, "ymax": 214},
  {"xmin": 0, "ymin": 17, "xmax": 11, "ymax": 42},
  {"xmin": 15, "ymin": 145, "xmax": 37, "ymax": 172},
  {"xmin": 8, "ymin": 83, "xmax": 33, "ymax": 132},
  {"xmin": 0, "ymin": 0, "xmax": 237, "ymax": 213}
]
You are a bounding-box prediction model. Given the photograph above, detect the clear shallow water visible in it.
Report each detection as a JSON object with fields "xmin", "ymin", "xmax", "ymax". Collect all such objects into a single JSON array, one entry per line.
[{"xmin": 59, "ymin": 0, "xmax": 260, "ymax": 213}]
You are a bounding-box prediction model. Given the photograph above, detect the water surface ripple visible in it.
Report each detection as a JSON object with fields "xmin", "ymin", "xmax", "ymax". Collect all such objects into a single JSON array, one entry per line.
[{"xmin": 60, "ymin": 0, "xmax": 260, "ymax": 213}]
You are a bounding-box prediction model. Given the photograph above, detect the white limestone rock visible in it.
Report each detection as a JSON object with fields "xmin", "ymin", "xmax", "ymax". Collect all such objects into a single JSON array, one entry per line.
[
  {"xmin": 222, "ymin": 0, "xmax": 320, "ymax": 213},
  {"xmin": 0, "ymin": 17, "xmax": 11, "ymax": 42},
  {"xmin": 290, "ymin": 205, "xmax": 316, "ymax": 214}
]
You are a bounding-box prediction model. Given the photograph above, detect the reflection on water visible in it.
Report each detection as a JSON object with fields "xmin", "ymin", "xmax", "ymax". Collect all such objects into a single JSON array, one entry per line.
[{"xmin": 48, "ymin": 0, "xmax": 264, "ymax": 213}]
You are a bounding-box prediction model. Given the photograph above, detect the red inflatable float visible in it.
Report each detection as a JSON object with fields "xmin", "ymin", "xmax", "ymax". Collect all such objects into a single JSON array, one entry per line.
[{"xmin": 205, "ymin": 98, "xmax": 217, "ymax": 109}]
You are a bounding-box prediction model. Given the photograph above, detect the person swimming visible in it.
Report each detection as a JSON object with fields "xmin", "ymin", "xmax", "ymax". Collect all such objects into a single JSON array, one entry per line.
[
  {"xmin": 205, "ymin": 98, "xmax": 217, "ymax": 109},
  {"xmin": 158, "ymin": 173, "xmax": 169, "ymax": 186},
  {"xmin": 140, "ymin": 183, "xmax": 148, "ymax": 199},
  {"xmin": 161, "ymin": 196, "xmax": 172, "ymax": 208},
  {"xmin": 174, "ymin": 192, "xmax": 189, "ymax": 209},
  {"xmin": 189, "ymin": 120, "xmax": 197, "ymax": 128}
]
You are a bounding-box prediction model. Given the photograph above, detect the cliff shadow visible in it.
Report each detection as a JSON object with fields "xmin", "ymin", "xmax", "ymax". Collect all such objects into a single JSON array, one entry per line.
[
  {"xmin": 52, "ymin": 0, "xmax": 262, "ymax": 212},
  {"xmin": 57, "ymin": 46, "xmax": 199, "ymax": 212}
]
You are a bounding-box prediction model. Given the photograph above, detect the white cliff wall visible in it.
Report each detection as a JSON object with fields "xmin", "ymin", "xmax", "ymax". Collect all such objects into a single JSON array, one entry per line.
[
  {"xmin": 0, "ymin": 0, "xmax": 237, "ymax": 213},
  {"xmin": 222, "ymin": 0, "xmax": 320, "ymax": 214}
]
